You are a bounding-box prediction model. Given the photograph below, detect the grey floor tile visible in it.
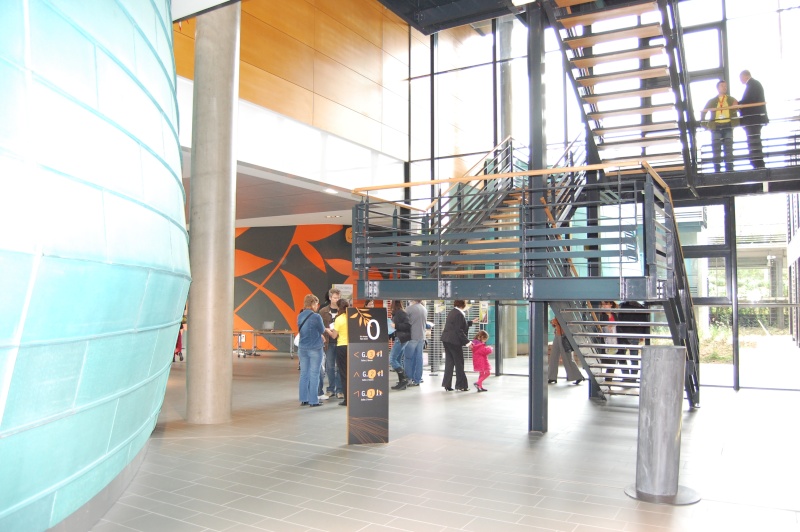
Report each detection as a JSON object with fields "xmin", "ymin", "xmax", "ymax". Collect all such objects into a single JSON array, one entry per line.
[
  {"xmin": 282, "ymin": 508, "xmax": 371, "ymax": 531},
  {"xmin": 121, "ymin": 512, "xmax": 207, "ymax": 532},
  {"xmin": 224, "ymin": 495, "xmax": 302, "ymax": 519},
  {"xmin": 89, "ymin": 355, "xmax": 800, "ymax": 532}
]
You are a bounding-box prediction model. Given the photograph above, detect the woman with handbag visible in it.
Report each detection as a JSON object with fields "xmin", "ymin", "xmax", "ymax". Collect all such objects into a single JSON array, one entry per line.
[
  {"xmin": 441, "ymin": 300, "xmax": 476, "ymax": 392},
  {"xmin": 297, "ymin": 294, "xmax": 326, "ymax": 407}
]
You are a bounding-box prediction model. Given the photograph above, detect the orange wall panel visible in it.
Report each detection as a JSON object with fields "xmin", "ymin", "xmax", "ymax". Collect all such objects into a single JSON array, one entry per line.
[
  {"xmin": 315, "ymin": 10, "xmax": 382, "ymax": 85},
  {"xmin": 316, "ymin": 0, "xmax": 383, "ymax": 48},
  {"xmin": 383, "ymin": 17, "xmax": 409, "ymax": 65},
  {"xmin": 382, "ymin": 87, "xmax": 408, "ymax": 134},
  {"xmin": 382, "ymin": 51, "xmax": 408, "ymax": 98},
  {"xmin": 242, "ymin": 0, "xmax": 316, "ymax": 48},
  {"xmin": 314, "ymin": 52, "xmax": 382, "ymax": 122},
  {"xmin": 173, "ymin": 32, "xmax": 195, "ymax": 79},
  {"xmin": 241, "ymin": 12, "xmax": 314, "ymax": 90},
  {"xmin": 313, "ymin": 95, "xmax": 382, "ymax": 151},
  {"xmin": 239, "ymin": 62, "xmax": 314, "ymax": 124},
  {"xmin": 173, "ymin": 0, "xmax": 410, "ymax": 161}
]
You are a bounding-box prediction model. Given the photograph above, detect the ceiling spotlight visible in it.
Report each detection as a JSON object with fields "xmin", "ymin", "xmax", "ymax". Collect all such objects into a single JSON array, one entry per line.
[
  {"xmin": 511, "ymin": 0, "xmax": 537, "ymax": 6},
  {"xmin": 325, "ymin": 215, "xmax": 342, "ymax": 218},
  {"xmin": 323, "ymin": 188, "xmax": 338, "ymax": 195}
]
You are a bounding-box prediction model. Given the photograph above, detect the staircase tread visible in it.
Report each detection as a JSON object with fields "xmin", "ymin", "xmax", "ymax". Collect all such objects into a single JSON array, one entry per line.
[
  {"xmin": 598, "ymin": 136, "xmax": 682, "ymax": 150},
  {"xmin": 582, "ymin": 86, "xmax": 671, "ymax": 105},
  {"xmin": 572, "ymin": 331, "xmax": 672, "ymax": 338},
  {"xmin": 594, "ymin": 121, "xmax": 679, "ymax": 136},
  {"xmin": 452, "ymin": 259, "xmax": 520, "ymax": 264},
  {"xmin": 617, "ymin": 165, "xmax": 685, "ymax": 175},
  {"xmin": 554, "ymin": 0, "xmax": 597, "ymax": 7},
  {"xmin": 568, "ymin": 320, "xmax": 669, "ymax": 326},
  {"xmin": 565, "ymin": 23, "xmax": 663, "ymax": 49},
  {"xmin": 602, "ymin": 152, "xmax": 682, "ymax": 164},
  {"xmin": 558, "ymin": 1, "xmax": 658, "ymax": 29},
  {"xmin": 441, "ymin": 268, "xmax": 520, "ymax": 275},
  {"xmin": 466, "ymin": 238, "xmax": 520, "ymax": 244},
  {"xmin": 570, "ymin": 45, "xmax": 666, "ymax": 69},
  {"xmin": 577, "ymin": 66, "xmax": 669, "ymax": 87},
  {"xmin": 579, "ymin": 343, "xmax": 645, "ymax": 350},
  {"xmin": 459, "ymin": 248, "xmax": 519, "ymax": 254},
  {"xmin": 588, "ymin": 103, "xmax": 675, "ymax": 120}
]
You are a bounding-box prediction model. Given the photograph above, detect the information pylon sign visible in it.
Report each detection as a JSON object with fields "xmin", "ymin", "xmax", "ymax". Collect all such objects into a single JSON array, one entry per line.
[{"xmin": 346, "ymin": 307, "xmax": 389, "ymax": 444}]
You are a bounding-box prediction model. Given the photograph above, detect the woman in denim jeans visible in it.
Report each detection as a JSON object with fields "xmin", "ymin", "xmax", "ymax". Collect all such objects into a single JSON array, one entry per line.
[{"xmin": 297, "ymin": 294, "xmax": 326, "ymax": 407}]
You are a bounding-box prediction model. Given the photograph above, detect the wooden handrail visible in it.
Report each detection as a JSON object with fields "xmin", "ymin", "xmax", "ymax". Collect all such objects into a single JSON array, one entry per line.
[
  {"xmin": 350, "ymin": 192, "xmax": 427, "ymax": 213},
  {"xmin": 353, "ymin": 160, "xmax": 654, "ymax": 195},
  {"xmin": 699, "ymin": 101, "xmax": 766, "ymax": 114}
]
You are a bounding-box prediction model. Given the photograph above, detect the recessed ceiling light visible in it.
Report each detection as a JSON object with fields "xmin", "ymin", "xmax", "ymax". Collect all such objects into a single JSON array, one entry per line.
[
  {"xmin": 323, "ymin": 188, "xmax": 338, "ymax": 195},
  {"xmin": 325, "ymin": 215, "xmax": 342, "ymax": 218}
]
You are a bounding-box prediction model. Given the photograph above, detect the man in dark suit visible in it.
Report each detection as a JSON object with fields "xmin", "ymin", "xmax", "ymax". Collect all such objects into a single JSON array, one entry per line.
[
  {"xmin": 440, "ymin": 300, "xmax": 476, "ymax": 391},
  {"xmin": 738, "ymin": 70, "xmax": 769, "ymax": 169}
]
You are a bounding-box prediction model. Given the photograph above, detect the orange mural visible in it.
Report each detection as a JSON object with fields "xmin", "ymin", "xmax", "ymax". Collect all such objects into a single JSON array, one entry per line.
[{"xmin": 231, "ymin": 224, "xmax": 382, "ymax": 351}]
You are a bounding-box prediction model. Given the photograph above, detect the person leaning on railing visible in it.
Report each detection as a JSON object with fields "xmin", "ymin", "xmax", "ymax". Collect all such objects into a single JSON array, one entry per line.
[
  {"xmin": 738, "ymin": 70, "xmax": 769, "ymax": 169},
  {"xmin": 700, "ymin": 80, "xmax": 739, "ymax": 173}
]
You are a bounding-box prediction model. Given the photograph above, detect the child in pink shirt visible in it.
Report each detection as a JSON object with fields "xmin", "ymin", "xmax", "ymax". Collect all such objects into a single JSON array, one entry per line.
[{"xmin": 471, "ymin": 330, "xmax": 493, "ymax": 392}]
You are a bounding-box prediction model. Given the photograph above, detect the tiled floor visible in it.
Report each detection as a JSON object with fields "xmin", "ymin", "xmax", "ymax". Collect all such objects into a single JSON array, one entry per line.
[{"xmin": 91, "ymin": 352, "xmax": 800, "ymax": 532}]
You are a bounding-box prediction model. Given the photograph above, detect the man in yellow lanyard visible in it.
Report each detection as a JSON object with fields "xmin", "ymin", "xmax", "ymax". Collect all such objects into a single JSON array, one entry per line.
[{"xmin": 700, "ymin": 80, "xmax": 740, "ymax": 172}]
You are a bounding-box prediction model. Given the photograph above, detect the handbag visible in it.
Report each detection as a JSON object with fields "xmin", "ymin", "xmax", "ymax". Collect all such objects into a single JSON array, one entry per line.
[{"xmin": 294, "ymin": 312, "xmax": 313, "ymax": 347}]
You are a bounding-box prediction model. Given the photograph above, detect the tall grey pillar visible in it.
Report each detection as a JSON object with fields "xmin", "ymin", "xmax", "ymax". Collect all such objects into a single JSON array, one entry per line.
[
  {"xmin": 498, "ymin": 18, "xmax": 517, "ymax": 360},
  {"xmin": 527, "ymin": 3, "xmax": 548, "ymax": 433},
  {"xmin": 625, "ymin": 345, "xmax": 699, "ymax": 504},
  {"xmin": 186, "ymin": 2, "xmax": 241, "ymax": 424}
]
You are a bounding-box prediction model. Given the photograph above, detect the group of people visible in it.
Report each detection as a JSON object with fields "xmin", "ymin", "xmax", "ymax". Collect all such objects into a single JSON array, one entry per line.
[
  {"xmin": 295, "ymin": 288, "xmax": 353, "ymax": 407},
  {"xmin": 387, "ymin": 299, "xmax": 428, "ymax": 390},
  {"xmin": 297, "ymin": 294, "xmax": 496, "ymax": 406},
  {"xmin": 700, "ymin": 70, "xmax": 769, "ymax": 172},
  {"xmin": 295, "ymin": 291, "xmax": 438, "ymax": 407}
]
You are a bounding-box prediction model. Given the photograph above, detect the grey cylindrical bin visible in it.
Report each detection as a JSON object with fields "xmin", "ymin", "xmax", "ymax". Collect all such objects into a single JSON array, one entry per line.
[{"xmin": 624, "ymin": 345, "xmax": 699, "ymax": 505}]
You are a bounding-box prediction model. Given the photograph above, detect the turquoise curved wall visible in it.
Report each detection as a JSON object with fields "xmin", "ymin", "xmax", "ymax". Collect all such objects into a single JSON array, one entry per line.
[{"xmin": 0, "ymin": 0, "xmax": 189, "ymax": 529}]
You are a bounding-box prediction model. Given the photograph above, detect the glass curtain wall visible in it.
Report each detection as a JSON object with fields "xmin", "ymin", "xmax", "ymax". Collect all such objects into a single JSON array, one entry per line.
[
  {"xmin": 678, "ymin": 0, "xmax": 798, "ymax": 390},
  {"xmin": 409, "ymin": 15, "xmax": 584, "ymax": 376}
]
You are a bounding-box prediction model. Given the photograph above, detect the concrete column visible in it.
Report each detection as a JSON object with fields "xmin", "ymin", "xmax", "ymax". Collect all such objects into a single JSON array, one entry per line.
[
  {"xmin": 625, "ymin": 345, "xmax": 699, "ymax": 504},
  {"xmin": 186, "ymin": 2, "xmax": 241, "ymax": 424}
]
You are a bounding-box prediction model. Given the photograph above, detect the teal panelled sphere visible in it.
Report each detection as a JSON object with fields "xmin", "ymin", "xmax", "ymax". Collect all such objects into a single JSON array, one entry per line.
[{"xmin": 0, "ymin": 0, "xmax": 190, "ymax": 529}]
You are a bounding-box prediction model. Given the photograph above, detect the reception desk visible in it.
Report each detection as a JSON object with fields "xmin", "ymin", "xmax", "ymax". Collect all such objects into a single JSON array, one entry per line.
[{"xmin": 234, "ymin": 329, "xmax": 295, "ymax": 358}]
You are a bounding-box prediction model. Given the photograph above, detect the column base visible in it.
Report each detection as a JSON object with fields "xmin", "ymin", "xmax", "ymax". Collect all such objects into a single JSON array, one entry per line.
[{"xmin": 624, "ymin": 484, "xmax": 700, "ymax": 505}]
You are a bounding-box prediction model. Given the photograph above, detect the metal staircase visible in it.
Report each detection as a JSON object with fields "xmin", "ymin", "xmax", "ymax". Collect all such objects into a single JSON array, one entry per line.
[
  {"xmin": 542, "ymin": 0, "xmax": 696, "ymax": 180},
  {"xmin": 353, "ymin": 145, "xmax": 700, "ymax": 406}
]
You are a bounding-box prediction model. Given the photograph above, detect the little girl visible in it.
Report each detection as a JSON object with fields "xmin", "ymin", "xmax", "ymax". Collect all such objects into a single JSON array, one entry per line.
[{"xmin": 471, "ymin": 330, "xmax": 493, "ymax": 392}]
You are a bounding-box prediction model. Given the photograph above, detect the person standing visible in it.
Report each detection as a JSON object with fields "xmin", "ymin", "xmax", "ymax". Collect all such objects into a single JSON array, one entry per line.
[
  {"xmin": 470, "ymin": 330, "xmax": 493, "ymax": 392},
  {"xmin": 389, "ymin": 300, "xmax": 411, "ymax": 390},
  {"xmin": 738, "ymin": 70, "xmax": 769, "ymax": 169},
  {"xmin": 547, "ymin": 317, "xmax": 584, "ymax": 385},
  {"xmin": 404, "ymin": 300, "xmax": 427, "ymax": 387},
  {"xmin": 700, "ymin": 80, "xmax": 739, "ymax": 172},
  {"xmin": 599, "ymin": 301, "xmax": 620, "ymax": 381},
  {"xmin": 441, "ymin": 300, "xmax": 476, "ymax": 392},
  {"xmin": 319, "ymin": 288, "xmax": 341, "ymax": 399},
  {"xmin": 297, "ymin": 294, "xmax": 326, "ymax": 407},
  {"xmin": 329, "ymin": 299, "xmax": 350, "ymax": 406}
]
